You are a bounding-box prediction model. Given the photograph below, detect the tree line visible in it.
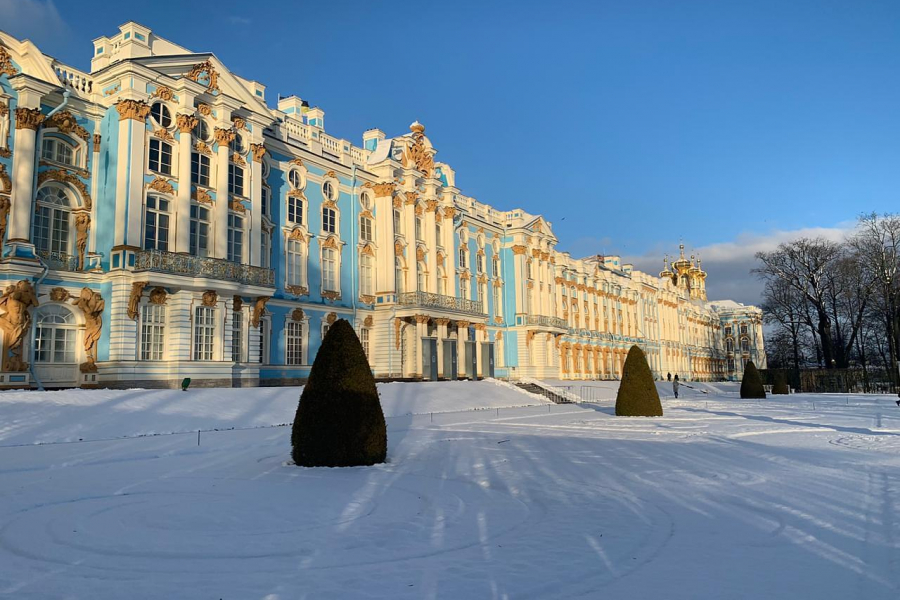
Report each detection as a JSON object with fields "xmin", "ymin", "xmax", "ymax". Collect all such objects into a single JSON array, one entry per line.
[{"xmin": 754, "ymin": 213, "xmax": 900, "ymax": 382}]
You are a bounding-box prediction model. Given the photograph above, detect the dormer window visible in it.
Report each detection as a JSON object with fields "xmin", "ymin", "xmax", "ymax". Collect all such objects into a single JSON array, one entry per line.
[{"xmin": 322, "ymin": 180, "xmax": 337, "ymax": 201}]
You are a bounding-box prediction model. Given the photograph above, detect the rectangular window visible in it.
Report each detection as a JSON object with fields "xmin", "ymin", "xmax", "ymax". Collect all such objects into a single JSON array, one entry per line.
[
  {"xmin": 360, "ymin": 216, "xmax": 373, "ymax": 242},
  {"xmin": 286, "ymin": 321, "xmax": 303, "ymax": 365},
  {"xmin": 459, "ymin": 248, "xmax": 466, "ymax": 269},
  {"xmin": 261, "ymin": 229, "xmax": 271, "ymax": 269},
  {"xmin": 261, "ymin": 186, "xmax": 270, "ymax": 217},
  {"xmin": 396, "ymin": 260, "xmax": 405, "ymax": 294},
  {"xmin": 228, "ymin": 214, "xmax": 244, "ymax": 263},
  {"xmin": 287, "ymin": 196, "xmax": 303, "ymax": 225},
  {"xmin": 322, "ymin": 247, "xmax": 337, "ymax": 291},
  {"xmin": 193, "ymin": 306, "xmax": 215, "ymax": 361},
  {"xmin": 477, "ymin": 284, "xmax": 485, "ymax": 308},
  {"xmin": 258, "ymin": 319, "xmax": 269, "ymax": 364},
  {"xmin": 360, "ymin": 254, "xmax": 374, "ymax": 296},
  {"xmin": 393, "ymin": 210, "xmax": 402, "ymax": 234},
  {"xmin": 322, "ymin": 207, "xmax": 336, "ymax": 234},
  {"xmin": 149, "ymin": 139, "xmax": 172, "ymax": 175},
  {"xmin": 231, "ymin": 311, "xmax": 243, "ymax": 362},
  {"xmin": 415, "ymin": 217, "xmax": 423, "ymax": 241},
  {"xmin": 493, "ymin": 286, "xmax": 502, "ymax": 318},
  {"xmin": 476, "ymin": 254, "xmax": 484, "ymax": 274},
  {"xmin": 190, "ymin": 204, "xmax": 210, "ymax": 257},
  {"xmin": 191, "ymin": 152, "xmax": 210, "ymax": 187},
  {"xmin": 228, "ymin": 163, "xmax": 245, "ymax": 197},
  {"xmin": 140, "ymin": 303, "xmax": 166, "ymax": 361},
  {"xmin": 492, "ymin": 258, "xmax": 499, "ymax": 278},
  {"xmin": 144, "ymin": 195, "xmax": 170, "ymax": 251},
  {"xmin": 286, "ymin": 238, "xmax": 306, "ymax": 287},
  {"xmin": 435, "ymin": 222, "xmax": 442, "ymax": 245},
  {"xmin": 360, "ymin": 328, "xmax": 370, "ymax": 363}
]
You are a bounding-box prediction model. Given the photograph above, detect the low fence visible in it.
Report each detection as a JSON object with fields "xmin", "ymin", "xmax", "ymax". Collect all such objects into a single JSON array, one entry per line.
[{"xmin": 760, "ymin": 368, "xmax": 898, "ymax": 394}]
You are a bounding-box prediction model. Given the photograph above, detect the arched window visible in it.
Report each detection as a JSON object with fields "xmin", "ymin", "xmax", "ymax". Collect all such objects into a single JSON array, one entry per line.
[
  {"xmin": 395, "ymin": 257, "xmax": 406, "ymax": 294},
  {"xmin": 41, "ymin": 137, "xmax": 76, "ymax": 165},
  {"xmin": 35, "ymin": 305, "xmax": 77, "ymax": 364},
  {"xmin": 34, "ymin": 186, "xmax": 72, "ymax": 255}
]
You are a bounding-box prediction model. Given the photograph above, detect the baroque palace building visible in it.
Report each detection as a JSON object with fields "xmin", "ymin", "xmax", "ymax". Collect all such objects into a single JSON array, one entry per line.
[{"xmin": 0, "ymin": 23, "xmax": 764, "ymax": 389}]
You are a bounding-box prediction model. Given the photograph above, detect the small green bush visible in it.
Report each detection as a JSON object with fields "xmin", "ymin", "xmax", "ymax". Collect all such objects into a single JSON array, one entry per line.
[
  {"xmin": 740, "ymin": 361, "xmax": 767, "ymax": 399},
  {"xmin": 291, "ymin": 319, "xmax": 387, "ymax": 467},
  {"xmin": 771, "ymin": 371, "xmax": 789, "ymax": 395},
  {"xmin": 615, "ymin": 345, "xmax": 663, "ymax": 417}
]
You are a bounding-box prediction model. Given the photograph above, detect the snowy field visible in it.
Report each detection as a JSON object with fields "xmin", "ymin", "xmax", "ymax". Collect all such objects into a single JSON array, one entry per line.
[{"xmin": 1, "ymin": 382, "xmax": 899, "ymax": 599}]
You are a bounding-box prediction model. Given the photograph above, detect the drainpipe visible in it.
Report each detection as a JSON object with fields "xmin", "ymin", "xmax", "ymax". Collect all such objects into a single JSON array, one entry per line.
[
  {"xmin": 25, "ymin": 90, "xmax": 70, "ymax": 391},
  {"xmin": 349, "ymin": 164, "xmax": 358, "ymax": 321}
]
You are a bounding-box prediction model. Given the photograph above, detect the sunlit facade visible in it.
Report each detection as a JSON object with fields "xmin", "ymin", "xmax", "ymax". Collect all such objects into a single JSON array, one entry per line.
[{"xmin": 0, "ymin": 23, "xmax": 764, "ymax": 388}]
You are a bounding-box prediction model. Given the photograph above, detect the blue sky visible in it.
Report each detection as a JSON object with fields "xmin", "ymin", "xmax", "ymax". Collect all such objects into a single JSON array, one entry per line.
[{"xmin": 3, "ymin": 0, "xmax": 898, "ymax": 303}]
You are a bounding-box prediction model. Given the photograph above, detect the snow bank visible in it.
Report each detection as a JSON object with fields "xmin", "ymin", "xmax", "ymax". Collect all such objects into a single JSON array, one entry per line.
[{"xmin": 0, "ymin": 380, "xmax": 548, "ymax": 446}]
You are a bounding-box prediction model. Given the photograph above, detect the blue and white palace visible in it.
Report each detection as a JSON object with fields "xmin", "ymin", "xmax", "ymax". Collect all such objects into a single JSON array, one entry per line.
[{"xmin": 0, "ymin": 22, "xmax": 764, "ymax": 388}]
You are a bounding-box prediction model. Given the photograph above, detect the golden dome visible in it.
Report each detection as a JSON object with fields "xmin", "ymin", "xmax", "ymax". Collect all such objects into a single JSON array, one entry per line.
[{"xmin": 410, "ymin": 121, "xmax": 425, "ymax": 134}]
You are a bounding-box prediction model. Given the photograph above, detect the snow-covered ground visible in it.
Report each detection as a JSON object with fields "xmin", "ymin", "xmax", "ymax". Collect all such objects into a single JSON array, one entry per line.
[{"xmin": 1, "ymin": 382, "xmax": 899, "ymax": 599}]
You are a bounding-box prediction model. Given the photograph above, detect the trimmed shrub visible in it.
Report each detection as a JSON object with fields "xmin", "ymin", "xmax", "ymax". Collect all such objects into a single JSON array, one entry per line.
[
  {"xmin": 615, "ymin": 345, "xmax": 663, "ymax": 417},
  {"xmin": 740, "ymin": 361, "xmax": 767, "ymax": 399},
  {"xmin": 291, "ymin": 319, "xmax": 387, "ymax": 467},
  {"xmin": 771, "ymin": 371, "xmax": 789, "ymax": 395}
]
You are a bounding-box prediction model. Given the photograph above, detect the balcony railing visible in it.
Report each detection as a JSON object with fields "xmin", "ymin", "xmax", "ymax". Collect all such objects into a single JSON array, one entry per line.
[
  {"xmin": 134, "ymin": 250, "xmax": 275, "ymax": 287},
  {"xmin": 37, "ymin": 249, "xmax": 78, "ymax": 272},
  {"xmin": 397, "ymin": 291, "xmax": 483, "ymax": 316},
  {"xmin": 526, "ymin": 314, "xmax": 568, "ymax": 329}
]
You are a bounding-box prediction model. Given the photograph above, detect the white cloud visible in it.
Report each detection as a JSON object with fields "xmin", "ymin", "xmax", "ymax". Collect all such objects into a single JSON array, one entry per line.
[
  {"xmin": 0, "ymin": 0, "xmax": 69, "ymax": 46},
  {"xmin": 624, "ymin": 224, "xmax": 854, "ymax": 306},
  {"xmin": 229, "ymin": 16, "xmax": 252, "ymax": 26}
]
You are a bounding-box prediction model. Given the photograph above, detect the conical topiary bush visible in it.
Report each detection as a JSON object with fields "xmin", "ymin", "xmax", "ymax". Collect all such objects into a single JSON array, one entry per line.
[
  {"xmin": 771, "ymin": 371, "xmax": 789, "ymax": 395},
  {"xmin": 740, "ymin": 360, "xmax": 767, "ymax": 399},
  {"xmin": 291, "ymin": 319, "xmax": 387, "ymax": 467},
  {"xmin": 615, "ymin": 345, "xmax": 663, "ymax": 417}
]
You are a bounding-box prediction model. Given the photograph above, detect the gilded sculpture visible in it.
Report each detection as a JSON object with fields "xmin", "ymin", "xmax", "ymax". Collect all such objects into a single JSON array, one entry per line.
[
  {"xmin": 127, "ymin": 282, "xmax": 148, "ymax": 320},
  {"xmin": 149, "ymin": 287, "xmax": 167, "ymax": 305},
  {"xmin": 0, "ymin": 195, "xmax": 9, "ymax": 242},
  {"xmin": 115, "ymin": 99, "xmax": 150, "ymax": 122},
  {"xmin": 0, "ymin": 99, "xmax": 10, "ymax": 157},
  {"xmin": 176, "ymin": 113, "xmax": 198, "ymax": 134},
  {"xmin": 202, "ymin": 290, "xmax": 218, "ymax": 307},
  {"xmin": 186, "ymin": 60, "xmax": 220, "ymax": 94},
  {"xmin": 402, "ymin": 122, "xmax": 435, "ymax": 177},
  {"xmin": 37, "ymin": 169, "xmax": 92, "ymax": 209},
  {"xmin": 0, "ymin": 280, "xmax": 39, "ymax": 372},
  {"xmin": 45, "ymin": 110, "xmax": 90, "ymax": 140},
  {"xmin": 0, "ymin": 45, "xmax": 17, "ymax": 77},
  {"xmin": 74, "ymin": 212, "xmax": 90, "ymax": 271},
  {"xmin": 15, "ymin": 107, "xmax": 44, "ymax": 131},
  {"xmin": 251, "ymin": 297, "xmax": 269, "ymax": 327},
  {"xmin": 72, "ymin": 288, "xmax": 104, "ymax": 373},
  {"xmin": 49, "ymin": 287, "xmax": 70, "ymax": 302}
]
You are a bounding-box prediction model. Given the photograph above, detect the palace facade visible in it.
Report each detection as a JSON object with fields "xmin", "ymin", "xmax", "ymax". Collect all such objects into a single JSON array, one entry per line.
[{"xmin": 0, "ymin": 23, "xmax": 764, "ymax": 389}]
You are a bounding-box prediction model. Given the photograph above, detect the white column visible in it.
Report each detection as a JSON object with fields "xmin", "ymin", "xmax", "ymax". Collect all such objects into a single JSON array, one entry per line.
[
  {"xmin": 213, "ymin": 126, "xmax": 233, "ymax": 259},
  {"xmin": 249, "ymin": 145, "xmax": 263, "ymax": 265},
  {"xmin": 457, "ymin": 321, "xmax": 469, "ymax": 378},
  {"xmin": 112, "ymin": 100, "xmax": 149, "ymax": 249},
  {"xmin": 475, "ymin": 325, "xmax": 484, "ymax": 378},
  {"xmin": 414, "ymin": 316, "xmax": 426, "ymax": 378},
  {"xmin": 7, "ymin": 107, "xmax": 42, "ymax": 247},
  {"xmin": 436, "ymin": 319, "xmax": 446, "ymax": 378},
  {"xmin": 175, "ymin": 113, "xmax": 196, "ymax": 253},
  {"xmin": 425, "ymin": 204, "xmax": 437, "ymax": 292}
]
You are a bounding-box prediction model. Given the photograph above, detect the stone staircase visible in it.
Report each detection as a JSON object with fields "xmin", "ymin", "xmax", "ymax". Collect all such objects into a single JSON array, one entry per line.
[{"xmin": 514, "ymin": 381, "xmax": 575, "ymax": 404}]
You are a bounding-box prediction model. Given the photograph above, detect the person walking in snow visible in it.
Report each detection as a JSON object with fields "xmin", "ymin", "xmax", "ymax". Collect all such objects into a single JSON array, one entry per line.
[
  {"xmin": 673, "ymin": 374, "xmax": 680, "ymax": 399},
  {"xmin": 667, "ymin": 372, "xmax": 672, "ymax": 381}
]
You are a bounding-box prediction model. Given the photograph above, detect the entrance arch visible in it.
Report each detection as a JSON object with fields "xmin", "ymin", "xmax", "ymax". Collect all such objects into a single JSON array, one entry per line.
[{"xmin": 33, "ymin": 304, "xmax": 80, "ymax": 387}]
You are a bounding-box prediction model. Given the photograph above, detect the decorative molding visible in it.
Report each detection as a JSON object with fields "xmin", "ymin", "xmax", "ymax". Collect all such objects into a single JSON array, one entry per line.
[
  {"xmin": 176, "ymin": 113, "xmax": 198, "ymax": 134},
  {"xmin": 404, "ymin": 191, "xmax": 418, "ymax": 205},
  {"xmin": 231, "ymin": 152, "xmax": 246, "ymax": 166},
  {"xmin": 230, "ymin": 198, "xmax": 246, "ymax": 213},
  {"xmin": 93, "ymin": 133, "xmax": 101, "ymax": 149},
  {"xmin": 197, "ymin": 103, "xmax": 212, "ymax": 117},
  {"xmin": 45, "ymin": 111, "xmax": 90, "ymax": 140},
  {"xmin": 414, "ymin": 314, "xmax": 430, "ymax": 325},
  {"xmin": 326, "ymin": 312, "xmax": 338, "ymax": 325},
  {"xmin": 373, "ymin": 182, "xmax": 395, "ymax": 198},
  {"xmin": 149, "ymin": 287, "xmax": 167, "ymax": 305},
  {"xmin": 0, "ymin": 280, "xmax": 39, "ymax": 371},
  {"xmin": 394, "ymin": 240, "xmax": 404, "ymax": 257},
  {"xmin": 285, "ymin": 284, "xmax": 308, "ymax": 296},
  {"xmin": 201, "ymin": 290, "xmax": 218, "ymax": 307},
  {"xmin": 186, "ymin": 59, "xmax": 220, "ymax": 93},
  {"xmin": 0, "ymin": 45, "xmax": 18, "ymax": 77},
  {"xmin": 0, "ymin": 195, "xmax": 9, "ymax": 241},
  {"xmin": 74, "ymin": 212, "xmax": 90, "ymax": 271},
  {"xmin": 214, "ymin": 127, "xmax": 235, "ymax": 146},
  {"xmin": 288, "ymin": 158, "xmax": 304, "ymax": 168},
  {"xmin": 290, "ymin": 308, "xmax": 305, "ymax": 322},
  {"xmin": 402, "ymin": 125, "xmax": 435, "ymax": 177},
  {"xmin": 148, "ymin": 176, "xmax": 174, "ymax": 195},
  {"xmin": 37, "ymin": 169, "xmax": 92, "ymax": 209},
  {"xmin": 416, "ymin": 246, "xmax": 426, "ymax": 262},
  {"xmin": 324, "ymin": 170, "xmax": 338, "ymax": 179},
  {"xmin": 363, "ymin": 315, "xmax": 374, "ymax": 327},
  {"xmin": 194, "ymin": 141, "xmax": 212, "ymax": 155},
  {"xmin": 321, "ymin": 236, "xmax": 340, "ymax": 250},
  {"xmin": 49, "ymin": 287, "xmax": 70, "ymax": 303},
  {"xmin": 251, "ymin": 143, "xmax": 266, "ymax": 163},
  {"xmin": 15, "ymin": 107, "xmax": 44, "ymax": 130},
  {"xmin": 151, "ymin": 86, "xmax": 174, "ymax": 101},
  {"xmin": 127, "ymin": 282, "xmax": 148, "ymax": 320},
  {"xmin": 511, "ymin": 245, "xmax": 527, "ymax": 255},
  {"xmin": 232, "ymin": 295, "xmax": 243, "ymax": 312},
  {"xmin": 115, "ymin": 99, "xmax": 150, "ymax": 122},
  {"xmin": 0, "ymin": 163, "xmax": 10, "ymax": 194},
  {"xmin": 394, "ymin": 318, "xmax": 402, "ymax": 349},
  {"xmin": 425, "ymin": 199, "xmax": 439, "ymax": 213},
  {"xmin": 153, "ymin": 127, "xmax": 174, "ymax": 142},
  {"xmin": 321, "ymin": 290, "xmax": 341, "ymax": 301},
  {"xmin": 360, "ymin": 295, "xmax": 375, "ymax": 305},
  {"xmin": 192, "ymin": 188, "xmax": 213, "ymax": 204},
  {"xmin": 231, "ymin": 116, "xmax": 246, "ymax": 130},
  {"xmin": 392, "ymin": 196, "xmax": 402, "ymax": 209}
]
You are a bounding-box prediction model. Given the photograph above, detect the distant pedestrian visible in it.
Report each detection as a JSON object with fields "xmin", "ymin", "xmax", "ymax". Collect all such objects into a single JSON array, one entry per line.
[
  {"xmin": 673, "ymin": 375, "xmax": 680, "ymax": 399},
  {"xmin": 667, "ymin": 372, "xmax": 672, "ymax": 381}
]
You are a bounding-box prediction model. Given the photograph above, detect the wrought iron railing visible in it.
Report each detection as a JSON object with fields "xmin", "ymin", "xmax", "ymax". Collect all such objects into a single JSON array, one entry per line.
[
  {"xmin": 397, "ymin": 291, "xmax": 483, "ymax": 315},
  {"xmin": 134, "ymin": 250, "xmax": 275, "ymax": 287},
  {"xmin": 36, "ymin": 249, "xmax": 78, "ymax": 271},
  {"xmin": 525, "ymin": 314, "xmax": 568, "ymax": 329}
]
